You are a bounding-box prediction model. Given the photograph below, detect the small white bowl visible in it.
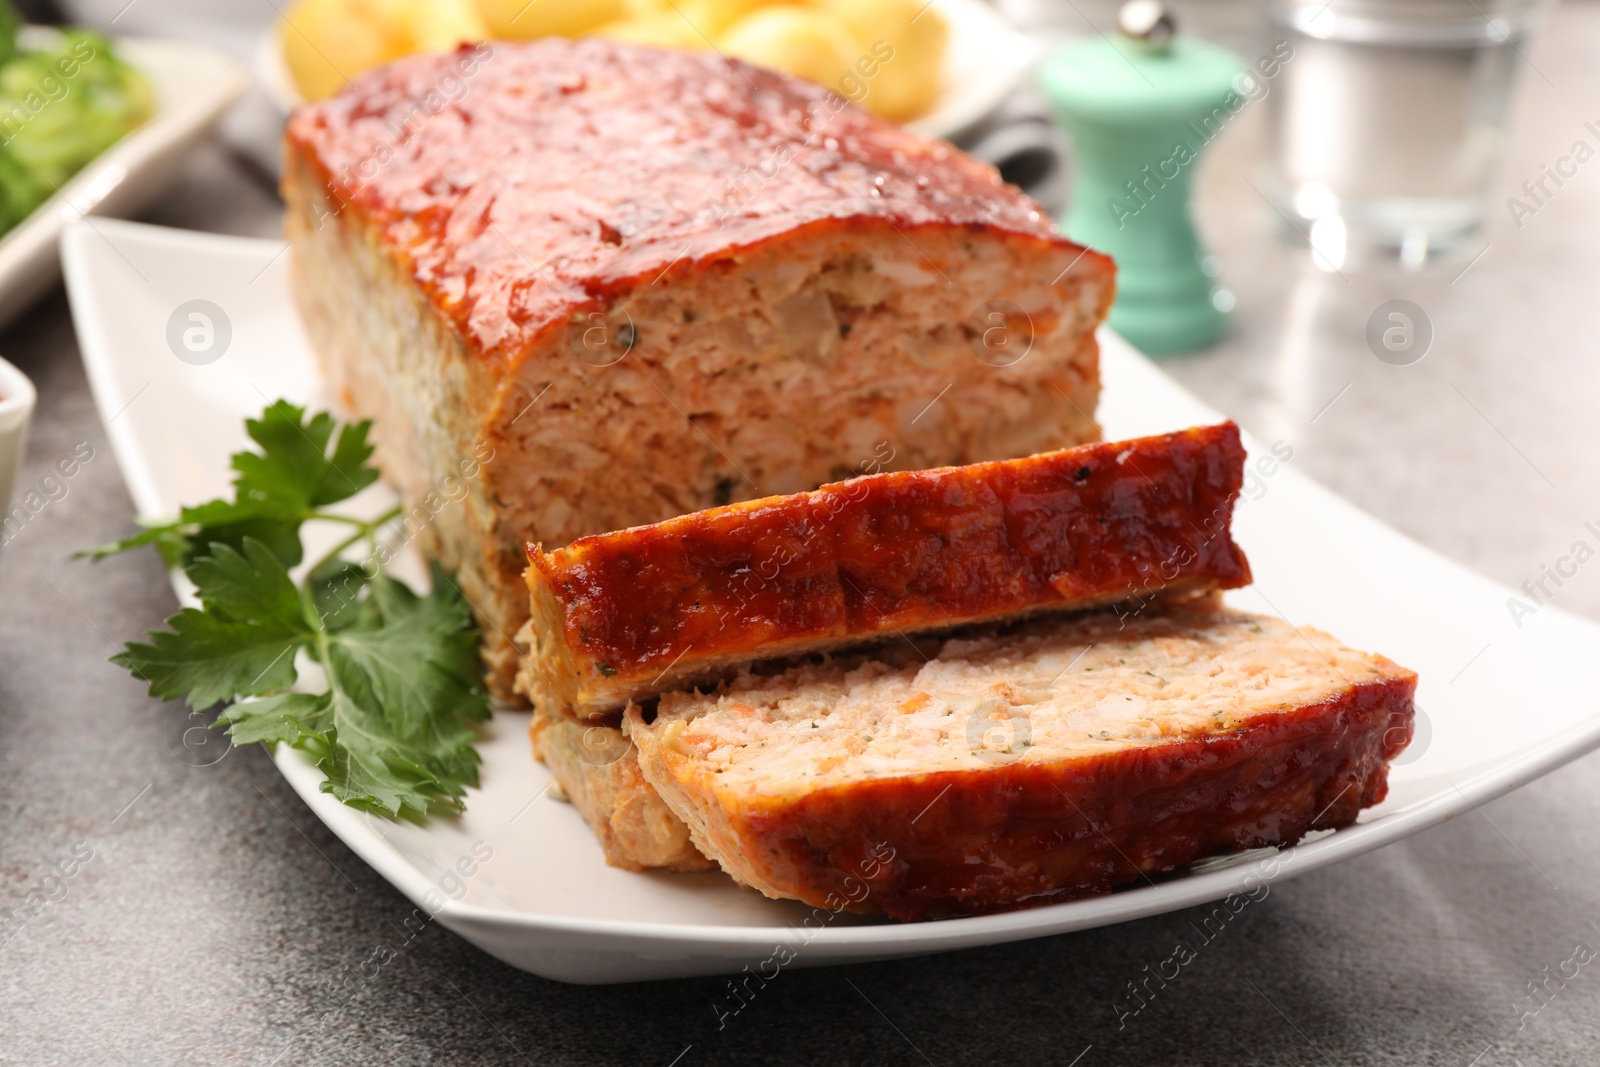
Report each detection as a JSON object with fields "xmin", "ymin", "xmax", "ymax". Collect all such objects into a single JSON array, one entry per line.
[{"xmin": 0, "ymin": 354, "xmax": 37, "ymax": 519}]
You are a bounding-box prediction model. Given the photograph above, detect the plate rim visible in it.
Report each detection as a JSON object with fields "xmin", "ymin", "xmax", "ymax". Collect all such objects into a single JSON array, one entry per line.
[{"xmin": 62, "ymin": 218, "xmax": 1600, "ymax": 962}]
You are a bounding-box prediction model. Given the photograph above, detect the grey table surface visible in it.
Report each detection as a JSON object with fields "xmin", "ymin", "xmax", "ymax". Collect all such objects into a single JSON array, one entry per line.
[{"xmin": 5, "ymin": 2, "xmax": 1600, "ymax": 1065}]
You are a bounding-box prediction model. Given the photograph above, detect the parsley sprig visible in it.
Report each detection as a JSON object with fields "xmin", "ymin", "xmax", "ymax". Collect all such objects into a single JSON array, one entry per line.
[{"xmin": 85, "ymin": 401, "xmax": 490, "ymax": 817}]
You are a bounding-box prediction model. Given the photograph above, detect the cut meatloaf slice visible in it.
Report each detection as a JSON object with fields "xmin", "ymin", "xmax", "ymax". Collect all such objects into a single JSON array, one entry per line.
[
  {"xmin": 522, "ymin": 424, "xmax": 1252, "ymax": 718},
  {"xmin": 281, "ymin": 38, "xmax": 1114, "ymax": 702},
  {"xmin": 529, "ymin": 709, "xmax": 712, "ymax": 872},
  {"xmin": 626, "ymin": 598, "xmax": 1417, "ymax": 920}
]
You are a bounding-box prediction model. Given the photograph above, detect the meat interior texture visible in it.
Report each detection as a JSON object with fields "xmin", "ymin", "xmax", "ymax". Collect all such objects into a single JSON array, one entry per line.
[
  {"xmin": 281, "ymin": 38, "xmax": 1113, "ymax": 701},
  {"xmin": 625, "ymin": 598, "xmax": 1417, "ymax": 920},
  {"xmin": 522, "ymin": 424, "xmax": 1252, "ymax": 718},
  {"xmin": 528, "ymin": 710, "xmax": 713, "ymax": 872}
]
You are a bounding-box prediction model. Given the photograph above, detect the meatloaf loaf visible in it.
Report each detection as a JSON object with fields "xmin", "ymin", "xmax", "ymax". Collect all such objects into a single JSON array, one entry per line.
[
  {"xmin": 626, "ymin": 597, "xmax": 1417, "ymax": 919},
  {"xmin": 522, "ymin": 424, "xmax": 1252, "ymax": 718},
  {"xmin": 281, "ymin": 38, "xmax": 1115, "ymax": 700}
]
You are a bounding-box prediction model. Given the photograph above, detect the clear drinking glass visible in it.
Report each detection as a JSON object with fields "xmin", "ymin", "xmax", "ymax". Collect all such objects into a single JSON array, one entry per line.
[{"xmin": 1265, "ymin": 0, "xmax": 1550, "ymax": 262}]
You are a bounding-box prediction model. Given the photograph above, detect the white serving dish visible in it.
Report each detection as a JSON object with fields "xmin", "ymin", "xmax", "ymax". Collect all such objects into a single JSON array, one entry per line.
[
  {"xmin": 0, "ymin": 352, "xmax": 35, "ymax": 518},
  {"xmin": 254, "ymin": 0, "xmax": 1029, "ymax": 142},
  {"xmin": 0, "ymin": 27, "xmax": 245, "ymax": 333},
  {"xmin": 63, "ymin": 218, "xmax": 1600, "ymax": 984}
]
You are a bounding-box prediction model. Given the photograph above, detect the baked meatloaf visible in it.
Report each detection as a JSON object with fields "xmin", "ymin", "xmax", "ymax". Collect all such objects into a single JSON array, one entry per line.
[
  {"xmin": 626, "ymin": 598, "xmax": 1416, "ymax": 920},
  {"xmin": 523, "ymin": 424, "xmax": 1252, "ymax": 718},
  {"xmin": 281, "ymin": 38, "xmax": 1115, "ymax": 700}
]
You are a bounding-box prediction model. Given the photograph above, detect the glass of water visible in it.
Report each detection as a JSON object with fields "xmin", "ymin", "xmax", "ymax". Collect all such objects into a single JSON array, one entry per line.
[{"xmin": 1265, "ymin": 0, "xmax": 1550, "ymax": 263}]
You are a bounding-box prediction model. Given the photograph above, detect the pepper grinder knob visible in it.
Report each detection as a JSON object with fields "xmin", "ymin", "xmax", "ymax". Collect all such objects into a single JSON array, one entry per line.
[
  {"xmin": 1117, "ymin": 0, "xmax": 1175, "ymax": 48},
  {"xmin": 1039, "ymin": 3, "xmax": 1244, "ymax": 355}
]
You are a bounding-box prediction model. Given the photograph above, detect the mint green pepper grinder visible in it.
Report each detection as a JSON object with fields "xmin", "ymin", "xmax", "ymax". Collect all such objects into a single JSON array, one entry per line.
[{"xmin": 1039, "ymin": 1, "xmax": 1244, "ymax": 355}]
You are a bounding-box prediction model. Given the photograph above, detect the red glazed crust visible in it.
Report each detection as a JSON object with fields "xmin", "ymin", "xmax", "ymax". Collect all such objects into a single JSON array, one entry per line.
[
  {"xmin": 522, "ymin": 424, "xmax": 1253, "ymax": 716},
  {"xmin": 282, "ymin": 37, "xmax": 1095, "ymax": 369}
]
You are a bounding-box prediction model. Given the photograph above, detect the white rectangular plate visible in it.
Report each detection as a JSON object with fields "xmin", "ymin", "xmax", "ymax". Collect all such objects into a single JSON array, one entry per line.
[
  {"xmin": 0, "ymin": 28, "xmax": 245, "ymax": 332},
  {"xmin": 63, "ymin": 218, "xmax": 1600, "ymax": 984}
]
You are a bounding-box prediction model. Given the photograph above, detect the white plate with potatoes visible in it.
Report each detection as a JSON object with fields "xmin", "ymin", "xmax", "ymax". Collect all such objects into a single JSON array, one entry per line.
[{"xmin": 257, "ymin": 0, "xmax": 1032, "ymax": 140}]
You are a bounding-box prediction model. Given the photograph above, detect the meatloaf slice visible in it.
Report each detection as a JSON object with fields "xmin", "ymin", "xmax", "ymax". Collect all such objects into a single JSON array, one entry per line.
[
  {"xmin": 625, "ymin": 598, "xmax": 1417, "ymax": 920},
  {"xmin": 522, "ymin": 424, "xmax": 1252, "ymax": 718},
  {"xmin": 281, "ymin": 38, "xmax": 1113, "ymax": 701},
  {"xmin": 529, "ymin": 708, "xmax": 713, "ymax": 872}
]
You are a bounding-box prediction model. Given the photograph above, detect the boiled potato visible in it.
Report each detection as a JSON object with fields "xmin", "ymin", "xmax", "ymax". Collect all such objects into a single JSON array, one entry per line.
[
  {"xmin": 394, "ymin": 0, "xmax": 490, "ymax": 50},
  {"xmin": 813, "ymin": 0, "xmax": 946, "ymax": 121},
  {"xmin": 473, "ymin": 0, "xmax": 625, "ymax": 38},
  {"xmin": 596, "ymin": 13, "xmax": 707, "ymax": 49},
  {"xmin": 280, "ymin": 0, "xmax": 486, "ymax": 101},
  {"xmin": 719, "ymin": 7, "xmax": 859, "ymax": 93},
  {"xmin": 280, "ymin": 0, "xmax": 401, "ymax": 101},
  {"xmin": 675, "ymin": 0, "xmax": 768, "ymax": 37}
]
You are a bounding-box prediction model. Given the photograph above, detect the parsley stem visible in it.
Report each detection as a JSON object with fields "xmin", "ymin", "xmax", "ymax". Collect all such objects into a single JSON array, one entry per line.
[
  {"xmin": 306, "ymin": 527, "xmax": 371, "ymax": 580},
  {"xmin": 299, "ymin": 578, "xmax": 327, "ymax": 636},
  {"xmin": 308, "ymin": 507, "xmax": 400, "ymax": 529},
  {"xmin": 303, "ymin": 504, "xmax": 404, "ymax": 578}
]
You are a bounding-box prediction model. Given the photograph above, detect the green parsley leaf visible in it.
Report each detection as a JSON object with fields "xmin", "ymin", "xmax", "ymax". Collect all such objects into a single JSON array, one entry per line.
[
  {"xmin": 219, "ymin": 690, "xmax": 325, "ymax": 746},
  {"xmin": 91, "ymin": 401, "xmax": 488, "ymax": 819},
  {"xmin": 307, "ymin": 557, "xmax": 374, "ymax": 632},
  {"xmin": 310, "ymin": 687, "xmax": 458, "ymax": 815},
  {"xmin": 187, "ymin": 537, "xmax": 307, "ymax": 631},
  {"xmin": 111, "ymin": 603, "xmax": 306, "ymax": 711},
  {"xmin": 79, "ymin": 400, "xmax": 381, "ymax": 567},
  {"xmin": 113, "ymin": 539, "xmax": 310, "ymax": 709},
  {"xmin": 232, "ymin": 401, "xmax": 377, "ymax": 512},
  {"xmin": 326, "ymin": 569, "xmax": 487, "ymax": 739}
]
